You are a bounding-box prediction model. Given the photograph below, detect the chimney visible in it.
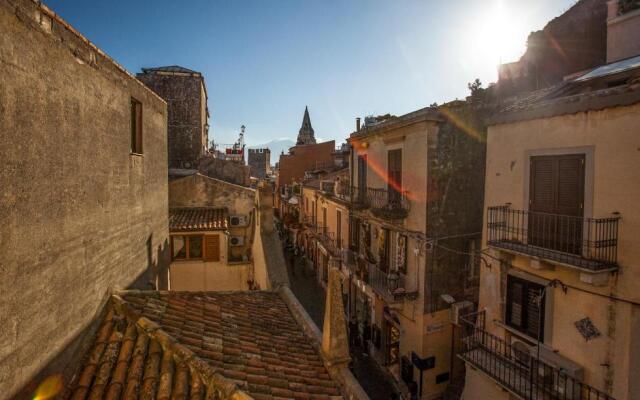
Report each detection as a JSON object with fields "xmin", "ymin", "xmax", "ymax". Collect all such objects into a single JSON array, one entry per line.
[
  {"xmin": 322, "ymin": 265, "xmax": 351, "ymax": 366},
  {"xmin": 356, "ymin": 117, "xmax": 361, "ymax": 132}
]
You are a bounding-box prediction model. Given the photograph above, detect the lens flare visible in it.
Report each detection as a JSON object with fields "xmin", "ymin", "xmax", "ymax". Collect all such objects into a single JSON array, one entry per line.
[
  {"xmin": 33, "ymin": 374, "xmax": 63, "ymax": 400},
  {"xmin": 351, "ymin": 139, "xmax": 419, "ymax": 202}
]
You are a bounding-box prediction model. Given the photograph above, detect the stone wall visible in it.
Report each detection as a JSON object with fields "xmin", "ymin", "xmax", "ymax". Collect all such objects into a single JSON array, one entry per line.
[
  {"xmin": 169, "ymin": 173, "xmax": 255, "ymax": 214},
  {"xmin": 424, "ymin": 102, "xmax": 489, "ymax": 313},
  {"xmin": 248, "ymin": 148, "xmax": 271, "ymax": 179},
  {"xmin": 0, "ymin": 0, "xmax": 169, "ymax": 396},
  {"xmin": 198, "ymin": 155, "xmax": 251, "ymax": 187},
  {"xmin": 137, "ymin": 70, "xmax": 207, "ymax": 169}
]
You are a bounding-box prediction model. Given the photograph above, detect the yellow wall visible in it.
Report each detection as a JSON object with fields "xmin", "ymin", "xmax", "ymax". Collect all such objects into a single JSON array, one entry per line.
[
  {"xmin": 169, "ymin": 231, "xmax": 251, "ymax": 291},
  {"xmin": 477, "ymin": 103, "xmax": 640, "ymax": 399}
]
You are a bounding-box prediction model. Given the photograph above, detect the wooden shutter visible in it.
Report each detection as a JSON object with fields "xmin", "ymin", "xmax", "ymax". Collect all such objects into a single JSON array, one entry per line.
[
  {"xmin": 529, "ymin": 155, "xmax": 584, "ymax": 253},
  {"xmin": 506, "ymin": 276, "xmax": 545, "ymax": 340},
  {"xmin": 387, "ymin": 150, "xmax": 402, "ymax": 191},
  {"xmin": 204, "ymin": 235, "xmax": 220, "ymax": 262},
  {"xmin": 358, "ymin": 155, "xmax": 367, "ymax": 191},
  {"xmin": 530, "ymin": 154, "xmax": 584, "ymax": 215}
]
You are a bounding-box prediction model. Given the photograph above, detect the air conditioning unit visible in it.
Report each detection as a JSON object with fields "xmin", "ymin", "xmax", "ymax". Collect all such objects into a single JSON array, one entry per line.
[
  {"xmin": 229, "ymin": 236, "xmax": 245, "ymax": 246},
  {"xmin": 511, "ymin": 339, "xmax": 533, "ymax": 366},
  {"xmin": 450, "ymin": 301, "xmax": 474, "ymax": 326},
  {"xmin": 536, "ymin": 345, "xmax": 584, "ymax": 399},
  {"xmin": 229, "ymin": 215, "xmax": 248, "ymax": 227}
]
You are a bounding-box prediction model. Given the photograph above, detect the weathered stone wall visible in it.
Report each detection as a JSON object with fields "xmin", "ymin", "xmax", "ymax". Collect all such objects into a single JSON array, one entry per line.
[
  {"xmin": 497, "ymin": 0, "xmax": 607, "ymax": 95},
  {"xmin": 248, "ymin": 148, "xmax": 271, "ymax": 179},
  {"xmin": 0, "ymin": 0, "xmax": 169, "ymax": 396},
  {"xmin": 169, "ymin": 173, "xmax": 255, "ymax": 214},
  {"xmin": 198, "ymin": 155, "xmax": 251, "ymax": 187},
  {"xmin": 137, "ymin": 71, "xmax": 206, "ymax": 168},
  {"xmin": 424, "ymin": 103, "xmax": 488, "ymax": 313}
]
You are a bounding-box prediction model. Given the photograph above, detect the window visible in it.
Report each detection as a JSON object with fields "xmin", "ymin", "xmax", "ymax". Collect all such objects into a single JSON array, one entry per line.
[
  {"xmin": 529, "ymin": 154, "xmax": 585, "ymax": 254},
  {"xmin": 378, "ymin": 228, "xmax": 390, "ymax": 272},
  {"xmin": 357, "ymin": 155, "xmax": 367, "ymax": 199},
  {"xmin": 322, "ymin": 207, "xmax": 327, "ymax": 234},
  {"xmin": 506, "ymin": 275, "xmax": 545, "ymax": 340},
  {"xmin": 130, "ymin": 98, "xmax": 143, "ymax": 154},
  {"xmin": 349, "ymin": 217, "xmax": 360, "ymax": 251},
  {"xmin": 336, "ymin": 210, "xmax": 342, "ymax": 247},
  {"xmin": 388, "ymin": 149, "xmax": 402, "ymax": 204},
  {"xmin": 171, "ymin": 235, "xmax": 215, "ymax": 261},
  {"xmin": 396, "ymin": 234, "xmax": 407, "ymax": 274}
]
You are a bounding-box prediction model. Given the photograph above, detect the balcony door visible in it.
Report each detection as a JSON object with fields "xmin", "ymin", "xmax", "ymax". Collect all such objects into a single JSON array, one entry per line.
[
  {"xmin": 357, "ymin": 155, "xmax": 367, "ymax": 202},
  {"xmin": 387, "ymin": 149, "xmax": 402, "ymax": 206},
  {"xmin": 529, "ymin": 154, "xmax": 584, "ymax": 255}
]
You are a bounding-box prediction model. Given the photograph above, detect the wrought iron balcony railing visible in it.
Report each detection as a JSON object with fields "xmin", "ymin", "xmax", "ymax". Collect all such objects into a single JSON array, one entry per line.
[
  {"xmin": 368, "ymin": 262, "xmax": 416, "ymax": 302},
  {"xmin": 487, "ymin": 205, "xmax": 620, "ymax": 271},
  {"xmin": 313, "ymin": 226, "xmax": 342, "ymax": 257},
  {"xmin": 458, "ymin": 311, "xmax": 614, "ymax": 400},
  {"xmin": 344, "ymin": 186, "xmax": 410, "ymax": 218}
]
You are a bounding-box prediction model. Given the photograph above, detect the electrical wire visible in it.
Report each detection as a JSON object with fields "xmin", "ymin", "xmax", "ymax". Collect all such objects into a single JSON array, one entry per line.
[{"xmin": 431, "ymin": 241, "xmax": 640, "ymax": 307}]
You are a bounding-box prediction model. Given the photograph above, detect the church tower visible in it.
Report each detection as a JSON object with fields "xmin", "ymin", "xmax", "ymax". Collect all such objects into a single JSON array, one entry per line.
[{"xmin": 296, "ymin": 106, "xmax": 316, "ymax": 145}]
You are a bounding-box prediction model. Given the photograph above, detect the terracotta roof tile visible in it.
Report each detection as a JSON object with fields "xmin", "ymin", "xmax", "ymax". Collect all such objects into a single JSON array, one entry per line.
[
  {"xmin": 64, "ymin": 291, "xmax": 343, "ymax": 399},
  {"xmin": 169, "ymin": 208, "xmax": 228, "ymax": 231}
]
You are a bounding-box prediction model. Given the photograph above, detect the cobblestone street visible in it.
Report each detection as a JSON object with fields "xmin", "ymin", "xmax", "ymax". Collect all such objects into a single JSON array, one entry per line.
[{"xmin": 283, "ymin": 248, "xmax": 400, "ymax": 400}]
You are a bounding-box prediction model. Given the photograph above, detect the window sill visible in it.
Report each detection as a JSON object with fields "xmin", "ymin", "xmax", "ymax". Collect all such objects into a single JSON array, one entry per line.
[{"xmin": 130, "ymin": 152, "xmax": 144, "ymax": 157}]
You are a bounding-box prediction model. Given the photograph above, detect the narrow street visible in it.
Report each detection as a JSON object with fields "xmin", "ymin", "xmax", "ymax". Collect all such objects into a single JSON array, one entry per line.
[{"xmin": 283, "ymin": 247, "xmax": 401, "ymax": 400}]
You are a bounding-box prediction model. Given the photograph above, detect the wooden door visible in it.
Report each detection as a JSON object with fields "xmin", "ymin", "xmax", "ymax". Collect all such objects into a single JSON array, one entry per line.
[{"xmin": 388, "ymin": 150, "xmax": 402, "ymax": 206}]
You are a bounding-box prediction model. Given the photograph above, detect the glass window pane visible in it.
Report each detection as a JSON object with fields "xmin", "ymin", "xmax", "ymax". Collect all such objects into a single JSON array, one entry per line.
[
  {"xmin": 189, "ymin": 236, "xmax": 203, "ymax": 259},
  {"xmin": 173, "ymin": 236, "xmax": 186, "ymax": 259}
]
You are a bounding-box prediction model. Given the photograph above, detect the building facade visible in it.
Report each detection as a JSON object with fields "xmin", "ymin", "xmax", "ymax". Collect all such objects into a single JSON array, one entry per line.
[
  {"xmin": 137, "ymin": 65, "xmax": 209, "ymax": 169},
  {"xmin": 460, "ymin": 52, "xmax": 640, "ymax": 400},
  {"xmin": 168, "ymin": 173, "xmax": 264, "ymax": 291},
  {"xmin": 0, "ymin": 0, "xmax": 169, "ymax": 396},
  {"xmin": 299, "ymin": 169, "xmax": 351, "ymax": 288},
  {"xmin": 248, "ymin": 147, "xmax": 271, "ymax": 179},
  {"xmin": 334, "ymin": 106, "xmax": 486, "ymax": 399}
]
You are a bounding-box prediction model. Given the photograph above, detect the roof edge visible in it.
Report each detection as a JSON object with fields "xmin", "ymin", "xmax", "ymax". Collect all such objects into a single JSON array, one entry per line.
[
  {"xmin": 276, "ymin": 286, "xmax": 369, "ymax": 400},
  {"xmin": 32, "ymin": 1, "xmax": 166, "ymax": 105}
]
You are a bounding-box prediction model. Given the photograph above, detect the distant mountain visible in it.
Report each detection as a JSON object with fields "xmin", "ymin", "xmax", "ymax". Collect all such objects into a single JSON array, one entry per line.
[{"xmin": 246, "ymin": 138, "xmax": 296, "ymax": 164}]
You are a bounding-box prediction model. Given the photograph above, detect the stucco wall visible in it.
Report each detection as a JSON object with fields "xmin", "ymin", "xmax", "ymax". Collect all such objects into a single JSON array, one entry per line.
[
  {"xmin": 0, "ymin": 0, "xmax": 169, "ymax": 396},
  {"xmin": 277, "ymin": 141, "xmax": 335, "ymax": 187},
  {"xmin": 606, "ymin": 7, "xmax": 640, "ymax": 63},
  {"xmin": 478, "ymin": 103, "xmax": 640, "ymax": 399}
]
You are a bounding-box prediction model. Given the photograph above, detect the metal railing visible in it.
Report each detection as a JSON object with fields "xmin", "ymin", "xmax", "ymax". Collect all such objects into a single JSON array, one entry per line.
[
  {"xmin": 487, "ymin": 205, "xmax": 620, "ymax": 271},
  {"xmin": 458, "ymin": 311, "xmax": 614, "ymax": 400},
  {"xmin": 368, "ymin": 262, "xmax": 414, "ymax": 302},
  {"xmin": 313, "ymin": 226, "xmax": 342, "ymax": 257},
  {"xmin": 344, "ymin": 186, "xmax": 410, "ymax": 218}
]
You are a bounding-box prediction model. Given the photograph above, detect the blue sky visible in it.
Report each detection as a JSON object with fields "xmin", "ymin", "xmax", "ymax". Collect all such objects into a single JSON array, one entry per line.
[{"xmin": 45, "ymin": 0, "xmax": 576, "ymax": 146}]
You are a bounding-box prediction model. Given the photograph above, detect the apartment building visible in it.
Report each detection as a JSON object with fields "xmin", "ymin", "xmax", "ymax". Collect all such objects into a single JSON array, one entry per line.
[
  {"xmin": 338, "ymin": 107, "xmax": 486, "ymax": 399},
  {"xmin": 299, "ymin": 168, "xmax": 351, "ymax": 287},
  {"xmin": 459, "ymin": 19, "xmax": 640, "ymax": 400}
]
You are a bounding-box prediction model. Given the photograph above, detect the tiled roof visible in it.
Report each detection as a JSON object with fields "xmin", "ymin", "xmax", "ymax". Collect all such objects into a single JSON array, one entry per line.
[
  {"xmin": 169, "ymin": 208, "xmax": 228, "ymax": 231},
  {"xmin": 65, "ymin": 291, "xmax": 342, "ymax": 400},
  {"xmin": 491, "ymin": 66, "xmax": 640, "ymax": 125}
]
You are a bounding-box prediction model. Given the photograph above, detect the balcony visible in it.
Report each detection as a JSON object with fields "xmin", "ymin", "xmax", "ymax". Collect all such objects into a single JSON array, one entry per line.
[
  {"xmin": 368, "ymin": 262, "xmax": 417, "ymax": 302},
  {"xmin": 487, "ymin": 205, "xmax": 620, "ymax": 272},
  {"xmin": 344, "ymin": 186, "xmax": 410, "ymax": 219},
  {"xmin": 458, "ymin": 311, "xmax": 614, "ymax": 400},
  {"xmin": 313, "ymin": 225, "xmax": 342, "ymax": 257}
]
